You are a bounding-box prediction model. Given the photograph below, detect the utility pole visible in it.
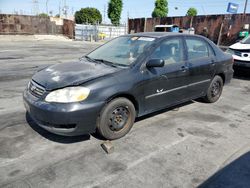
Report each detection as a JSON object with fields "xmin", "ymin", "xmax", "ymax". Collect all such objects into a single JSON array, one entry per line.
[
  {"xmin": 59, "ymin": 0, "xmax": 61, "ymax": 17},
  {"xmin": 103, "ymin": 4, "xmax": 106, "ymax": 23},
  {"xmin": 62, "ymin": 0, "xmax": 68, "ymax": 18},
  {"xmin": 244, "ymin": 0, "xmax": 248, "ymax": 15},
  {"xmin": 46, "ymin": 0, "xmax": 49, "ymax": 15},
  {"xmin": 32, "ymin": 0, "xmax": 39, "ymax": 15}
]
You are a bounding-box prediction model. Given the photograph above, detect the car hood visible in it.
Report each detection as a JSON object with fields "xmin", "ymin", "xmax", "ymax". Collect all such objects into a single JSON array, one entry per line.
[
  {"xmin": 230, "ymin": 42, "xmax": 250, "ymax": 50},
  {"xmin": 32, "ymin": 60, "xmax": 120, "ymax": 91}
]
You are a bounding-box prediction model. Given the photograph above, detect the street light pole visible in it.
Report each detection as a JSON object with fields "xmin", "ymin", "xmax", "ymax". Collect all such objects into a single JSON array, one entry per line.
[
  {"xmin": 244, "ymin": 0, "xmax": 248, "ymax": 15},
  {"xmin": 46, "ymin": 0, "xmax": 49, "ymax": 15}
]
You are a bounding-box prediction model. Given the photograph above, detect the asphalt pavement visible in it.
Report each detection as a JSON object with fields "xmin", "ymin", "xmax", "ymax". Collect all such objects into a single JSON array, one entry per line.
[{"xmin": 0, "ymin": 37, "xmax": 250, "ymax": 188}]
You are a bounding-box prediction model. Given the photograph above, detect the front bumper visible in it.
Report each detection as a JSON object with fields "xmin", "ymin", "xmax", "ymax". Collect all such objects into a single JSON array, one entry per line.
[
  {"xmin": 23, "ymin": 88, "xmax": 105, "ymax": 136},
  {"xmin": 233, "ymin": 59, "xmax": 250, "ymax": 69}
]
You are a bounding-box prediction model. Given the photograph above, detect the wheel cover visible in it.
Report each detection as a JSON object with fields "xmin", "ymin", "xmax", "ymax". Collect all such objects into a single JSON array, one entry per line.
[
  {"xmin": 109, "ymin": 106, "xmax": 130, "ymax": 132},
  {"xmin": 211, "ymin": 81, "xmax": 221, "ymax": 97}
]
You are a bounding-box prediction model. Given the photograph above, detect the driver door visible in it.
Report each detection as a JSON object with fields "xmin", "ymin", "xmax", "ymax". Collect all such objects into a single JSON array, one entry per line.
[{"xmin": 142, "ymin": 37, "xmax": 190, "ymax": 113}]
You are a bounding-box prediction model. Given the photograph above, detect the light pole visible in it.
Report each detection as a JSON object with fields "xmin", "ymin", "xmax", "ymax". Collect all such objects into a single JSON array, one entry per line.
[
  {"xmin": 46, "ymin": 0, "xmax": 49, "ymax": 15},
  {"xmin": 244, "ymin": 0, "xmax": 248, "ymax": 15}
]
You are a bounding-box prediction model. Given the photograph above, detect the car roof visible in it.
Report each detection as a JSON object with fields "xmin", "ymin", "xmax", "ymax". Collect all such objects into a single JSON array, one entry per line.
[
  {"xmin": 127, "ymin": 32, "xmax": 191, "ymax": 38},
  {"xmin": 124, "ymin": 32, "xmax": 192, "ymax": 38},
  {"xmin": 155, "ymin": 25, "xmax": 178, "ymax": 28},
  {"xmin": 124, "ymin": 32, "xmax": 224, "ymax": 56}
]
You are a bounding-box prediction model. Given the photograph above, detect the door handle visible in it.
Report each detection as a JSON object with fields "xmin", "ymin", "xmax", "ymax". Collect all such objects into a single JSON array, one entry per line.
[
  {"xmin": 211, "ymin": 60, "xmax": 216, "ymax": 66},
  {"xmin": 181, "ymin": 66, "xmax": 188, "ymax": 72}
]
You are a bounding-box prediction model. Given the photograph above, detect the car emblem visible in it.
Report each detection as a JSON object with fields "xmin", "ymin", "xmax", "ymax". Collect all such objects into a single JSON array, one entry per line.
[
  {"xmin": 30, "ymin": 85, "xmax": 36, "ymax": 91},
  {"xmin": 157, "ymin": 89, "xmax": 164, "ymax": 93}
]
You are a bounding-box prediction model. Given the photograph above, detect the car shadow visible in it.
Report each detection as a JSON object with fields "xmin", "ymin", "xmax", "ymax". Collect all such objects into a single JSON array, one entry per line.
[
  {"xmin": 136, "ymin": 101, "xmax": 194, "ymax": 122},
  {"xmin": 26, "ymin": 112, "xmax": 90, "ymax": 144},
  {"xmin": 198, "ymin": 151, "xmax": 250, "ymax": 188},
  {"xmin": 26, "ymin": 101, "xmax": 195, "ymax": 142}
]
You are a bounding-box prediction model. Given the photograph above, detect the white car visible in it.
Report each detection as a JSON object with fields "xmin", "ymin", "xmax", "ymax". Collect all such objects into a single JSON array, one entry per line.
[{"xmin": 227, "ymin": 36, "xmax": 250, "ymax": 69}]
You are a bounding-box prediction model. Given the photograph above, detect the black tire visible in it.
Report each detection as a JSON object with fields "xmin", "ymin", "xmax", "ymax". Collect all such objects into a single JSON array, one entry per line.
[
  {"xmin": 96, "ymin": 98, "xmax": 136, "ymax": 140},
  {"xmin": 203, "ymin": 75, "xmax": 224, "ymax": 103}
]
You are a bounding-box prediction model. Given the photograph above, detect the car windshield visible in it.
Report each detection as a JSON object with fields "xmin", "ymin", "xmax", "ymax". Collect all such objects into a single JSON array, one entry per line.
[
  {"xmin": 87, "ymin": 36, "xmax": 155, "ymax": 66},
  {"xmin": 241, "ymin": 36, "xmax": 250, "ymax": 44}
]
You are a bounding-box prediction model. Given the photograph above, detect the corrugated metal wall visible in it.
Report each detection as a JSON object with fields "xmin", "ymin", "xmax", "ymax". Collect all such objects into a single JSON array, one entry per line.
[{"xmin": 129, "ymin": 14, "xmax": 250, "ymax": 46}]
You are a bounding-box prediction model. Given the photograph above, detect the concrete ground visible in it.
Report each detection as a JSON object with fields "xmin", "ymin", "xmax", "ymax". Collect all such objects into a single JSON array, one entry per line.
[{"xmin": 0, "ymin": 37, "xmax": 250, "ymax": 188}]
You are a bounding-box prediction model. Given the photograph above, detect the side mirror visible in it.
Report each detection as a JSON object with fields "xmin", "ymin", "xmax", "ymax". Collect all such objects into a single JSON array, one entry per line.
[{"xmin": 146, "ymin": 59, "xmax": 165, "ymax": 68}]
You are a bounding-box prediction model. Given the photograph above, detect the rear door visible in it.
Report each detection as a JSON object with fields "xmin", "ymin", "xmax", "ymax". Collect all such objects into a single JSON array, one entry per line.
[
  {"xmin": 143, "ymin": 37, "xmax": 190, "ymax": 113},
  {"xmin": 184, "ymin": 37, "xmax": 216, "ymax": 97}
]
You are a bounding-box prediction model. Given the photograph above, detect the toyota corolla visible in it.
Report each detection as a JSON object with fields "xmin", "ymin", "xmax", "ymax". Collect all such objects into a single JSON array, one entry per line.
[{"xmin": 23, "ymin": 33, "xmax": 234, "ymax": 140}]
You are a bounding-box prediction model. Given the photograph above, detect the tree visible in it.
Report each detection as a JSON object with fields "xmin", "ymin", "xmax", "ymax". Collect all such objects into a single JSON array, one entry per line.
[
  {"xmin": 186, "ymin": 7, "xmax": 198, "ymax": 28},
  {"xmin": 186, "ymin": 7, "xmax": 198, "ymax": 16},
  {"xmin": 152, "ymin": 0, "xmax": 168, "ymax": 18},
  {"xmin": 108, "ymin": 0, "xmax": 123, "ymax": 26},
  {"xmin": 75, "ymin": 8, "xmax": 102, "ymax": 24},
  {"xmin": 38, "ymin": 13, "xmax": 49, "ymax": 17}
]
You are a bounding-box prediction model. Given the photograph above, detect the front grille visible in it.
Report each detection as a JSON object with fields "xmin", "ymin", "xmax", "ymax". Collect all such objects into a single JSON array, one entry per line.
[
  {"xmin": 28, "ymin": 81, "xmax": 45, "ymax": 98},
  {"xmin": 234, "ymin": 50, "xmax": 242, "ymax": 57},
  {"xmin": 232, "ymin": 49, "xmax": 250, "ymax": 57},
  {"xmin": 39, "ymin": 120, "xmax": 77, "ymax": 129},
  {"xmin": 237, "ymin": 49, "xmax": 250, "ymax": 53}
]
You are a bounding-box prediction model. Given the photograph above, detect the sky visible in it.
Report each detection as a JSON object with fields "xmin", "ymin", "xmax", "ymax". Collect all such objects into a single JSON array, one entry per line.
[{"xmin": 0, "ymin": 0, "xmax": 249, "ymax": 24}]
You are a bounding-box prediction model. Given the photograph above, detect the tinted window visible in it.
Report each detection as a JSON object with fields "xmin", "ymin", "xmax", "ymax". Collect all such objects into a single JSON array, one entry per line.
[
  {"xmin": 151, "ymin": 38, "xmax": 184, "ymax": 65},
  {"xmin": 186, "ymin": 38, "xmax": 209, "ymax": 60}
]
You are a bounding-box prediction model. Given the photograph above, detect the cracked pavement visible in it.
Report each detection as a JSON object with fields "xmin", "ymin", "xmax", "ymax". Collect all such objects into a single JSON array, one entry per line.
[{"xmin": 0, "ymin": 38, "xmax": 250, "ymax": 188}]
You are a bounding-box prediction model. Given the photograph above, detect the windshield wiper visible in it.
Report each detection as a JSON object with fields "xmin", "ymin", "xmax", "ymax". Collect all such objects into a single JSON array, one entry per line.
[
  {"xmin": 93, "ymin": 58, "xmax": 128, "ymax": 68},
  {"xmin": 93, "ymin": 59, "xmax": 118, "ymax": 67},
  {"xmin": 84, "ymin": 56, "xmax": 101, "ymax": 63}
]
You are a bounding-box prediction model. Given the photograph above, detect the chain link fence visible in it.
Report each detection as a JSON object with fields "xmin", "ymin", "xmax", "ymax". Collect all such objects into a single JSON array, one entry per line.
[{"xmin": 75, "ymin": 24, "xmax": 127, "ymax": 41}]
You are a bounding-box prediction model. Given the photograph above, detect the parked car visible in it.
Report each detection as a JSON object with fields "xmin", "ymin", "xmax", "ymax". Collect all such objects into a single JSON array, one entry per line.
[
  {"xmin": 23, "ymin": 32, "xmax": 234, "ymax": 140},
  {"xmin": 226, "ymin": 36, "xmax": 250, "ymax": 69},
  {"xmin": 155, "ymin": 25, "xmax": 180, "ymax": 32}
]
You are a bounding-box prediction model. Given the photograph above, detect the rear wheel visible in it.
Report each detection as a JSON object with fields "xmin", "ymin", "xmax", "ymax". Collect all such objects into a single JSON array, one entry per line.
[
  {"xmin": 203, "ymin": 75, "xmax": 223, "ymax": 103},
  {"xmin": 97, "ymin": 98, "xmax": 136, "ymax": 140}
]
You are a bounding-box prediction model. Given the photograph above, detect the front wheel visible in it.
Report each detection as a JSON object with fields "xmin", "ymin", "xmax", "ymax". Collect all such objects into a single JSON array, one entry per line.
[
  {"xmin": 96, "ymin": 98, "xmax": 136, "ymax": 140},
  {"xmin": 203, "ymin": 75, "xmax": 224, "ymax": 103}
]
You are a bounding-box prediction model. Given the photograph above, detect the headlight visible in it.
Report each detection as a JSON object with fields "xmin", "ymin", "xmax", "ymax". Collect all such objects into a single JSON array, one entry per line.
[
  {"xmin": 45, "ymin": 87, "xmax": 90, "ymax": 103},
  {"xmin": 225, "ymin": 48, "xmax": 235, "ymax": 55}
]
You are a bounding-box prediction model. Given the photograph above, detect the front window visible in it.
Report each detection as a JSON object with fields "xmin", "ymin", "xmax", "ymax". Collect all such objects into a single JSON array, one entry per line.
[
  {"xmin": 241, "ymin": 36, "xmax": 250, "ymax": 44},
  {"xmin": 151, "ymin": 38, "xmax": 184, "ymax": 65},
  {"xmin": 87, "ymin": 36, "xmax": 155, "ymax": 66}
]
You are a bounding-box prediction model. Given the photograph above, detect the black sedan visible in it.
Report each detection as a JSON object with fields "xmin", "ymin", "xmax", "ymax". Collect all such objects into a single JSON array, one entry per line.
[{"xmin": 23, "ymin": 32, "xmax": 234, "ymax": 140}]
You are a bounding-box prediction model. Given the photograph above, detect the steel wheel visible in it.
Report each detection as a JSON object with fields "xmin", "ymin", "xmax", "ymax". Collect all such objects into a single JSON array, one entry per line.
[
  {"xmin": 109, "ymin": 106, "xmax": 130, "ymax": 132},
  {"xmin": 97, "ymin": 98, "xmax": 136, "ymax": 140},
  {"xmin": 203, "ymin": 75, "xmax": 223, "ymax": 103},
  {"xmin": 211, "ymin": 81, "xmax": 221, "ymax": 97}
]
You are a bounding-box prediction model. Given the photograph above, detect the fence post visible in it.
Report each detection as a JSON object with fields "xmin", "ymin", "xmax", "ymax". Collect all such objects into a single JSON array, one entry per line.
[
  {"xmin": 81, "ymin": 27, "xmax": 84, "ymax": 41},
  {"xmin": 217, "ymin": 21, "xmax": 224, "ymax": 46},
  {"xmin": 144, "ymin": 18, "xmax": 147, "ymax": 32}
]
